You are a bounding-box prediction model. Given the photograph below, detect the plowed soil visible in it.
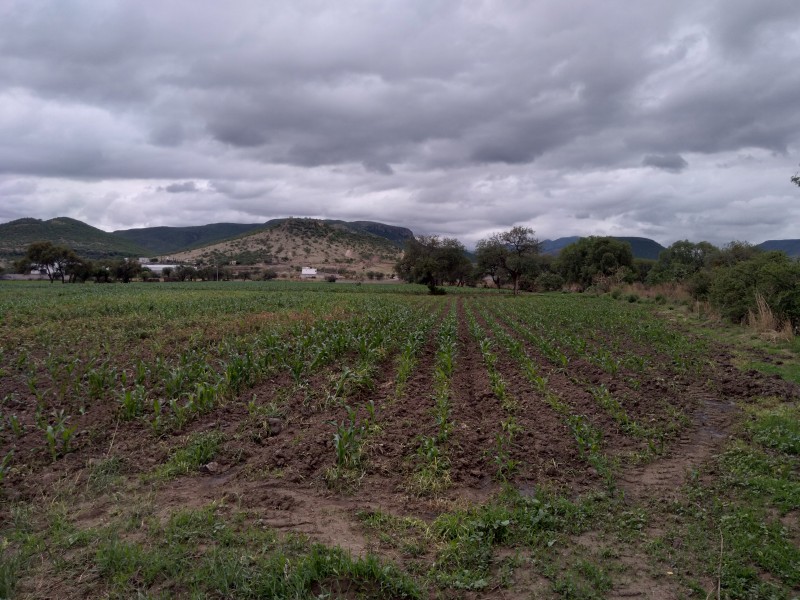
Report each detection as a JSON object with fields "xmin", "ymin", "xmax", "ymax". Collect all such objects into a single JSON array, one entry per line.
[{"xmin": 2, "ymin": 291, "xmax": 798, "ymax": 599}]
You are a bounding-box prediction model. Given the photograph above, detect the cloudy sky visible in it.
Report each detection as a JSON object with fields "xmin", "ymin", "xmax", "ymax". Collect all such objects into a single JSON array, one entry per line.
[{"xmin": 1, "ymin": 1, "xmax": 799, "ymax": 247}]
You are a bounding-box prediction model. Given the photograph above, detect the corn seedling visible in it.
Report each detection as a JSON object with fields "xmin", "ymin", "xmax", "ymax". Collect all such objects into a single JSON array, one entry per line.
[{"xmin": 0, "ymin": 451, "xmax": 12, "ymax": 485}]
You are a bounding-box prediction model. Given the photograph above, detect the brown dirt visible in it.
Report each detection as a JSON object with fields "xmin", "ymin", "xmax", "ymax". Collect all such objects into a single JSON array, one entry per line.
[{"xmin": 3, "ymin": 296, "xmax": 800, "ymax": 600}]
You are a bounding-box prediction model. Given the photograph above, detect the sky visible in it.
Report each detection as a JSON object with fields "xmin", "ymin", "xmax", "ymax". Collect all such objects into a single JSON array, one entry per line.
[{"xmin": 1, "ymin": 1, "xmax": 799, "ymax": 248}]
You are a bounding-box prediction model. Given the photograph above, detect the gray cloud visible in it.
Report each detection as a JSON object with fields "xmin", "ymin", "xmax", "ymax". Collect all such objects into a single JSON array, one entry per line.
[
  {"xmin": 642, "ymin": 154, "xmax": 689, "ymax": 173},
  {"xmin": 0, "ymin": 0, "xmax": 798, "ymax": 248},
  {"xmin": 163, "ymin": 181, "xmax": 198, "ymax": 193}
]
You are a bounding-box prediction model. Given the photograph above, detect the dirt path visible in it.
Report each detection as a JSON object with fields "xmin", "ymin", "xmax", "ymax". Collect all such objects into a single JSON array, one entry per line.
[{"xmin": 619, "ymin": 352, "xmax": 797, "ymax": 502}]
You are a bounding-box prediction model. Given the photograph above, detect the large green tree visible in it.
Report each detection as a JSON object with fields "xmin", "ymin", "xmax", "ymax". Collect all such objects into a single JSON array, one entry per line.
[
  {"xmin": 475, "ymin": 226, "xmax": 541, "ymax": 294},
  {"xmin": 395, "ymin": 236, "xmax": 471, "ymax": 292},
  {"xmin": 17, "ymin": 241, "xmax": 82, "ymax": 283},
  {"xmin": 647, "ymin": 240, "xmax": 718, "ymax": 283},
  {"xmin": 558, "ymin": 236, "xmax": 633, "ymax": 288}
]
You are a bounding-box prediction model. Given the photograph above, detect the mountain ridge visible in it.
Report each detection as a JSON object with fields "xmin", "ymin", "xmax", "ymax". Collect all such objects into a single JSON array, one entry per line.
[{"xmin": 0, "ymin": 217, "xmax": 151, "ymax": 260}]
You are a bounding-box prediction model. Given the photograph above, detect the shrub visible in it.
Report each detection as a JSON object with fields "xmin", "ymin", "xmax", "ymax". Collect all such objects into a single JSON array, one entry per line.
[
  {"xmin": 535, "ymin": 272, "xmax": 565, "ymax": 292},
  {"xmin": 709, "ymin": 252, "xmax": 800, "ymax": 326}
]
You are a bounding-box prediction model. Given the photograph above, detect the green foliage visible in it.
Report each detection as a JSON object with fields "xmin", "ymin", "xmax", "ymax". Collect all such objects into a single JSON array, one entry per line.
[
  {"xmin": 647, "ymin": 239, "xmax": 718, "ymax": 284},
  {"xmin": 475, "ymin": 226, "xmax": 541, "ymax": 293},
  {"xmin": 747, "ymin": 405, "xmax": 800, "ymax": 455},
  {"xmin": 534, "ymin": 271, "xmax": 565, "ymax": 291},
  {"xmin": 708, "ymin": 251, "xmax": 800, "ymax": 325},
  {"xmin": 156, "ymin": 431, "xmax": 224, "ymax": 479},
  {"xmin": 0, "ymin": 217, "xmax": 149, "ymax": 261},
  {"xmin": 395, "ymin": 235, "xmax": 472, "ymax": 289},
  {"xmin": 558, "ymin": 236, "xmax": 633, "ymax": 288}
]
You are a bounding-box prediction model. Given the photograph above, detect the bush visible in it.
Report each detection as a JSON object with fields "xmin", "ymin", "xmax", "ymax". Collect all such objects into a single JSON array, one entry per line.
[
  {"xmin": 263, "ymin": 269, "xmax": 278, "ymax": 280},
  {"xmin": 325, "ymin": 275, "xmax": 337, "ymax": 283},
  {"xmin": 534, "ymin": 272, "xmax": 565, "ymax": 292},
  {"xmin": 627, "ymin": 294, "xmax": 639, "ymax": 303},
  {"xmin": 709, "ymin": 252, "xmax": 800, "ymax": 325}
]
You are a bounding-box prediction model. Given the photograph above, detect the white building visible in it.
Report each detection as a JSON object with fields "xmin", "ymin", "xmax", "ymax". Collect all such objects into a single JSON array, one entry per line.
[{"xmin": 301, "ymin": 267, "xmax": 317, "ymax": 278}]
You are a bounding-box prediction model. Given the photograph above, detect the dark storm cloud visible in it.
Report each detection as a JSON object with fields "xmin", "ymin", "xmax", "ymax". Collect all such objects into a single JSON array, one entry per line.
[
  {"xmin": 0, "ymin": 0, "xmax": 798, "ymax": 246},
  {"xmin": 163, "ymin": 181, "xmax": 198, "ymax": 193},
  {"xmin": 642, "ymin": 154, "xmax": 689, "ymax": 173}
]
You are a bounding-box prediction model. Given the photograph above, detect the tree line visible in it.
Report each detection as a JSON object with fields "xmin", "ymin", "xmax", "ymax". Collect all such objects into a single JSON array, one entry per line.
[{"xmin": 396, "ymin": 228, "xmax": 800, "ymax": 327}]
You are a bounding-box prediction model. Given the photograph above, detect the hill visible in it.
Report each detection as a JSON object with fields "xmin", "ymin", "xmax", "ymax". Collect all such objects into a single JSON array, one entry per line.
[
  {"xmin": 112, "ymin": 219, "xmax": 414, "ymax": 255},
  {"xmin": 757, "ymin": 239, "xmax": 800, "ymax": 257},
  {"xmin": 541, "ymin": 237, "xmax": 581, "ymax": 255},
  {"xmin": 0, "ymin": 217, "xmax": 150, "ymax": 262},
  {"xmin": 168, "ymin": 217, "xmax": 404, "ymax": 277},
  {"xmin": 541, "ymin": 236, "xmax": 665, "ymax": 260},
  {"xmin": 112, "ymin": 223, "xmax": 266, "ymax": 255},
  {"xmin": 262, "ymin": 219, "xmax": 413, "ymax": 248},
  {"xmin": 613, "ymin": 237, "xmax": 665, "ymax": 260}
]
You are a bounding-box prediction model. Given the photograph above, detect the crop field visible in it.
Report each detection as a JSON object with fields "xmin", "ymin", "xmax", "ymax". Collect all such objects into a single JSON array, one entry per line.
[{"xmin": 0, "ymin": 281, "xmax": 798, "ymax": 599}]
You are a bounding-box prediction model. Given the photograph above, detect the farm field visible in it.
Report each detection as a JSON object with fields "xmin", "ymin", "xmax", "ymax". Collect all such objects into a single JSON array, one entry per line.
[{"xmin": 0, "ymin": 281, "xmax": 798, "ymax": 599}]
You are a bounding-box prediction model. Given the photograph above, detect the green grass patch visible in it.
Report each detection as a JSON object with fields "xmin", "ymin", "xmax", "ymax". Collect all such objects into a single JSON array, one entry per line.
[
  {"xmin": 94, "ymin": 507, "xmax": 423, "ymax": 599},
  {"xmin": 154, "ymin": 430, "xmax": 224, "ymax": 480},
  {"xmin": 747, "ymin": 403, "xmax": 800, "ymax": 455},
  {"xmin": 647, "ymin": 400, "xmax": 800, "ymax": 598},
  {"xmin": 740, "ymin": 359, "xmax": 800, "ymax": 385}
]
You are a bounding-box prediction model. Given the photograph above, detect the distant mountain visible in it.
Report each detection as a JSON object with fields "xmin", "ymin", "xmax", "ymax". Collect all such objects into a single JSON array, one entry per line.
[
  {"xmin": 113, "ymin": 223, "xmax": 266, "ymax": 255},
  {"xmin": 541, "ymin": 236, "xmax": 665, "ymax": 260},
  {"xmin": 263, "ymin": 218, "xmax": 413, "ymax": 248},
  {"xmin": 541, "ymin": 237, "xmax": 581, "ymax": 255},
  {"xmin": 168, "ymin": 217, "xmax": 403, "ymax": 273},
  {"xmin": 757, "ymin": 239, "xmax": 800, "ymax": 257},
  {"xmin": 613, "ymin": 237, "xmax": 665, "ymax": 260},
  {"xmin": 0, "ymin": 217, "xmax": 150, "ymax": 261},
  {"xmin": 111, "ymin": 218, "xmax": 414, "ymax": 256}
]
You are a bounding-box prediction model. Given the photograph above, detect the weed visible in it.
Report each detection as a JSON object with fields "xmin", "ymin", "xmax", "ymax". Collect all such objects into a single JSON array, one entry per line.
[{"xmin": 155, "ymin": 431, "xmax": 224, "ymax": 479}]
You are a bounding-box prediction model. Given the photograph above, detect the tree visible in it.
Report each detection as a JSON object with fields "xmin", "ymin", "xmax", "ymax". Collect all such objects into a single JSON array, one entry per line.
[
  {"xmin": 395, "ymin": 236, "xmax": 472, "ymax": 293},
  {"xmin": 475, "ymin": 238, "xmax": 508, "ymax": 288},
  {"xmin": 709, "ymin": 241, "xmax": 761, "ymax": 268},
  {"xmin": 174, "ymin": 265, "xmax": 197, "ymax": 281},
  {"xmin": 709, "ymin": 251, "xmax": 800, "ymax": 326},
  {"xmin": 19, "ymin": 241, "xmax": 82, "ymax": 283},
  {"xmin": 647, "ymin": 240, "xmax": 718, "ymax": 284},
  {"xmin": 475, "ymin": 226, "xmax": 541, "ymax": 294},
  {"xmin": 792, "ymin": 173, "xmax": 800, "ymax": 187},
  {"xmin": 558, "ymin": 237, "xmax": 633, "ymax": 289},
  {"xmin": 113, "ymin": 258, "xmax": 142, "ymax": 283}
]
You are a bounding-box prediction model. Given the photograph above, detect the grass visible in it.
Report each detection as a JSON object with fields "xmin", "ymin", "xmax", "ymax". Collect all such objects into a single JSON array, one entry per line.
[
  {"xmin": 94, "ymin": 506, "xmax": 424, "ymax": 599},
  {"xmin": 153, "ymin": 430, "xmax": 224, "ymax": 480},
  {"xmin": 641, "ymin": 399, "xmax": 800, "ymax": 598},
  {"xmin": 1, "ymin": 282, "xmax": 799, "ymax": 598}
]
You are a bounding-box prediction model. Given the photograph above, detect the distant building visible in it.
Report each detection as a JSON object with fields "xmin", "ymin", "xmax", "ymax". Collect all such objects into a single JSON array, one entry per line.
[
  {"xmin": 143, "ymin": 264, "xmax": 180, "ymax": 274},
  {"xmin": 301, "ymin": 267, "xmax": 317, "ymax": 278}
]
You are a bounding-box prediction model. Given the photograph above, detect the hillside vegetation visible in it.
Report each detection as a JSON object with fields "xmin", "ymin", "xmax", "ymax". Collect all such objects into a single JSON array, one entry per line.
[
  {"xmin": 112, "ymin": 219, "xmax": 413, "ymax": 256},
  {"xmin": 542, "ymin": 236, "xmax": 665, "ymax": 260},
  {"xmin": 0, "ymin": 217, "xmax": 150, "ymax": 262},
  {"xmin": 112, "ymin": 223, "xmax": 267, "ymax": 255},
  {"xmin": 168, "ymin": 217, "xmax": 403, "ymax": 276}
]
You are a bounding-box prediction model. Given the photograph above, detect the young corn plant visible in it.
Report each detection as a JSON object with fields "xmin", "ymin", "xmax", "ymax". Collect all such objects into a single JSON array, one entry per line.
[
  {"xmin": 0, "ymin": 451, "xmax": 12, "ymax": 485},
  {"xmin": 325, "ymin": 405, "xmax": 366, "ymax": 491},
  {"xmin": 42, "ymin": 409, "xmax": 77, "ymax": 461},
  {"xmin": 494, "ymin": 418, "xmax": 522, "ymax": 483},
  {"xmin": 118, "ymin": 385, "xmax": 146, "ymax": 420},
  {"xmin": 7, "ymin": 414, "xmax": 24, "ymax": 437},
  {"xmin": 409, "ymin": 435, "xmax": 452, "ymax": 496}
]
